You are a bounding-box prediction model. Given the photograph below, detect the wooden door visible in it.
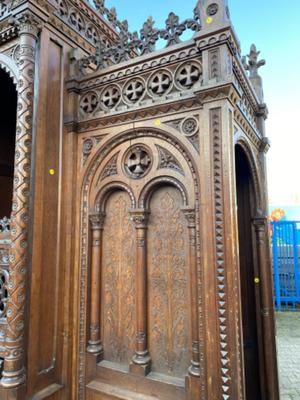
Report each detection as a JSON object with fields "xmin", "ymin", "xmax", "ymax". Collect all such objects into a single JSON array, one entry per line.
[
  {"xmin": 235, "ymin": 146, "xmax": 262, "ymax": 399},
  {"xmin": 86, "ymin": 136, "xmax": 201, "ymax": 400}
]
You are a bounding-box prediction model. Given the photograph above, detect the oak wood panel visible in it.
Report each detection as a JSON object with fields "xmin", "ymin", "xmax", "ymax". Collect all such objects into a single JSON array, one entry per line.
[
  {"xmin": 27, "ymin": 31, "xmax": 65, "ymax": 396},
  {"xmin": 147, "ymin": 187, "xmax": 190, "ymax": 379},
  {"xmin": 101, "ymin": 191, "xmax": 136, "ymax": 366}
]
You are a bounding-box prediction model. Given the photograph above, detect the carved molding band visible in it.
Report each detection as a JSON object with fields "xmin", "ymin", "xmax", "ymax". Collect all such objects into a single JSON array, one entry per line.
[
  {"xmin": 79, "ymin": 60, "xmax": 202, "ymax": 118},
  {"xmin": 210, "ymin": 108, "xmax": 232, "ymax": 397}
]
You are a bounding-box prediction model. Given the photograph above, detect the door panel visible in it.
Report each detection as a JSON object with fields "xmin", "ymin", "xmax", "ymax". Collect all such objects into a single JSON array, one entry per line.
[
  {"xmin": 101, "ymin": 190, "xmax": 136, "ymax": 366},
  {"xmin": 147, "ymin": 187, "xmax": 190, "ymax": 379},
  {"xmin": 235, "ymin": 146, "xmax": 262, "ymax": 399}
]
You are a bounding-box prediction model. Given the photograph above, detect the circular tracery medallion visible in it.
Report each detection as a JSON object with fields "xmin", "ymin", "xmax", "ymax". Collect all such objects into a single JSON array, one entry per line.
[
  {"xmin": 207, "ymin": 3, "xmax": 219, "ymax": 16},
  {"xmin": 123, "ymin": 145, "xmax": 152, "ymax": 179}
]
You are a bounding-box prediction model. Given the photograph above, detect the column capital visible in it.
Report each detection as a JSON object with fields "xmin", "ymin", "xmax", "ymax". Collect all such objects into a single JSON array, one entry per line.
[
  {"xmin": 14, "ymin": 11, "xmax": 43, "ymax": 38},
  {"xmin": 89, "ymin": 212, "xmax": 105, "ymax": 230},
  {"xmin": 182, "ymin": 208, "xmax": 196, "ymax": 228},
  {"xmin": 130, "ymin": 210, "xmax": 149, "ymax": 229},
  {"xmin": 253, "ymin": 215, "xmax": 268, "ymax": 229}
]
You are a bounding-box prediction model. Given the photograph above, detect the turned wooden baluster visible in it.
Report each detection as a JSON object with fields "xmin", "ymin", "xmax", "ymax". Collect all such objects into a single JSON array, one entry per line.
[
  {"xmin": 1, "ymin": 11, "xmax": 41, "ymax": 388},
  {"xmin": 183, "ymin": 209, "xmax": 201, "ymax": 378},
  {"xmin": 87, "ymin": 212, "xmax": 105, "ymax": 359},
  {"xmin": 130, "ymin": 210, "xmax": 151, "ymax": 376}
]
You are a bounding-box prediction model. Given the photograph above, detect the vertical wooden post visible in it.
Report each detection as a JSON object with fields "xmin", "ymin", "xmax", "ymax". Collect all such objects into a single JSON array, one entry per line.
[
  {"xmin": 87, "ymin": 213, "xmax": 105, "ymax": 360},
  {"xmin": 1, "ymin": 11, "xmax": 41, "ymax": 389},
  {"xmin": 253, "ymin": 216, "xmax": 280, "ymax": 400},
  {"xmin": 183, "ymin": 209, "xmax": 201, "ymax": 378},
  {"xmin": 130, "ymin": 210, "xmax": 151, "ymax": 376}
]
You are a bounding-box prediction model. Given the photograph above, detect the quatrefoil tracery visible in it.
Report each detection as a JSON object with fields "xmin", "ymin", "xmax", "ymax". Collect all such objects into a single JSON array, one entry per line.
[
  {"xmin": 123, "ymin": 79, "xmax": 146, "ymax": 103},
  {"xmin": 175, "ymin": 62, "xmax": 202, "ymax": 89},
  {"xmin": 148, "ymin": 70, "xmax": 172, "ymax": 97},
  {"xmin": 124, "ymin": 145, "xmax": 152, "ymax": 179},
  {"xmin": 80, "ymin": 92, "xmax": 98, "ymax": 114},
  {"xmin": 100, "ymin": 86, "xmax": 121, "ymax": 109}
]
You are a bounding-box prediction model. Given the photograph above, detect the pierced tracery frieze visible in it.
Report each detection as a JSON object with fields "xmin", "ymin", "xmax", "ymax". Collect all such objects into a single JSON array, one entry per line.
[
  {"xmin": 78, "ymin": 60, "xmax": 203, "ymax": 120},
  {"xmin": 52, "ymin": 0, "xmax": 117, "ymax": 48}
]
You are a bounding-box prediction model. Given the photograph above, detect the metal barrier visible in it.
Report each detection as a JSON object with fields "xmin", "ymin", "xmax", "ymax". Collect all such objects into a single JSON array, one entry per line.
[{"xmin": 271, "ymin": 221, "xmax": 300, "ymax": 311}]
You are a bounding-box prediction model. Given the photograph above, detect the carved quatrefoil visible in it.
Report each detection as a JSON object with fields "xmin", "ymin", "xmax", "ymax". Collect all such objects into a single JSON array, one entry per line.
[
  {"xmin": 175, "ymin": 62, "xmax": 202, "ymax": 89},
  {"xmin": 123, "ymin": 78, "xmax": 146, "ymax": 104},
  {"xmin": 100, "ymin": 85, "xmax": 121, "ymax": 109},
  {"xmin": 148, "ymin": 70, "xmax": 172, "ymax": 97},
  {"xmin": 123, "ymin": 145, "xmax": 152, "ymax": 179},
  {"xmin": 80, "ymin": 92, "xmax": 98, "ymax": 114}
]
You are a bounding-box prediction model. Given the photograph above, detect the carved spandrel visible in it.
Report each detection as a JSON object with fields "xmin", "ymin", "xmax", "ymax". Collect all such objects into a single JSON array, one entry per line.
[
  {"xmin": 148, "ymin": 188, "xmax": 190, "ymax": 378},
  {"xmin": 102, "ymin": 192, "xmax": 136, "ymax": 365}
]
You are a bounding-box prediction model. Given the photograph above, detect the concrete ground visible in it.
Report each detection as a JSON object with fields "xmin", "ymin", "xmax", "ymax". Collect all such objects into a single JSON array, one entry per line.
[{"xmin": 276, "ymin": 312, "xmax": 300, "ymax": 399}]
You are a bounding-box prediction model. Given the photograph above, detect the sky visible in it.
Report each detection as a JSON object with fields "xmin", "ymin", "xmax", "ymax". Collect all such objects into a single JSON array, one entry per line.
[{"xmin": 104, "ymin": 0, "xmax": 300, "ymax": 207}]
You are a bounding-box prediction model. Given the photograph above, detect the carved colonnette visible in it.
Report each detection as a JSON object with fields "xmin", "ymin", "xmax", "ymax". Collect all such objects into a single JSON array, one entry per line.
[
  {"xmin": 0, "ymin": 10, "xmax": 41, "ymax": 389},
  {"xmin": 0, "ymin": 0, "xmax": 280, "ymax": 399}
]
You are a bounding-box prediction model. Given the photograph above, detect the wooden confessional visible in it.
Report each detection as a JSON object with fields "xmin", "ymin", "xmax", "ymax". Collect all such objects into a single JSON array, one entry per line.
[{"xmin": 0, "ymin": 0, "xmax": 280, "ymax": 399}]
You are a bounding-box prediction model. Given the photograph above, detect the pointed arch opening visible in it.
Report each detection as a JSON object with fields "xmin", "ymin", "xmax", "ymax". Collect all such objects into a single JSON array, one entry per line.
[{"xmin": 235, "ymin": 144, "xmax": 264, "ymax": 399}]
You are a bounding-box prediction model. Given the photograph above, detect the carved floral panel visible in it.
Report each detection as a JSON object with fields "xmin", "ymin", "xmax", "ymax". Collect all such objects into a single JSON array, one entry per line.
[
  {"xmin": 101, "ymin": 191, "xmax": 136, "ymax": 365},
  {"xmin": 147, "ymin": 187, "xmax": 190, "ymax": 378}
]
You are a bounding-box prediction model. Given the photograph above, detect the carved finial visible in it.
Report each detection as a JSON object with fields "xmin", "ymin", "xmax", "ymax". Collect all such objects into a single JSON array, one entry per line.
[
  {"xmin": 94, "ymin": 0, "xmax": 106, "ymax": 14},
  {"xmin": 160, "ymin": 12, "xmax": 186, "ymax": 47},
  {"xmin": 196, "ymin": 0, "xmax": 231, "ymax": 30},
  {"xmin": 139, "ymin": 16, "xmax": 159, "ymax": 54},
  {"xmin": 243, "ymin": 44, "xmax": 266, "ymax": 102},
  {"xmin": 243, "ymin": 44, "xmax": 266, "ymax": 78}
]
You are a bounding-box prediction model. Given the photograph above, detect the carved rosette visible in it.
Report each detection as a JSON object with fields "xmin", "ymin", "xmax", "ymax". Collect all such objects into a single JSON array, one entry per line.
[{"xmin": 1, "ymin": 12, "xmax": 41, "ymax": 388}]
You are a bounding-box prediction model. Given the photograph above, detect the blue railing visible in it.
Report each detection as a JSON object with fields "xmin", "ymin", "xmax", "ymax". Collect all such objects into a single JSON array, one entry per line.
[{"xmin": 271, "ymin": 221, "xmax": 300, "ymax": 311}]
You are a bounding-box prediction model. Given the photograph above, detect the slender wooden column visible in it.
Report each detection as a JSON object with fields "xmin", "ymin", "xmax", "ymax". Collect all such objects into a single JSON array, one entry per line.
[
  {"xmin": 1, "ymin": 12, "xmax": 41, "ymax": 389},
  {"xmin": 129, "ymin": 210, "xmax": 151, "ymax": 376},
  {"xmin": 253, "ymin": 216, "xmax": 280, "ymax": 400},
  {"xmin": 183, "ymin": 209, "xmax": 201, "ymax": 378},
  {"xmin": 87, "ymin": 213, "xmax": 105, "ymax": 360}
]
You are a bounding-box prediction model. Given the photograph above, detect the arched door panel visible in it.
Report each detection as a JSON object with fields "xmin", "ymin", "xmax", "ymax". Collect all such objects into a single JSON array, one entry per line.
[
  {"xmin": 147, "ymin": 187, "xmax": 190, "ymax": 379},
  {"xmin": 85, "ymin": 133, "xmax": 201, "ymax": 400},
  {"xmin": 101, "ymin": 190, "xmax": 136, "ymax": 366}
]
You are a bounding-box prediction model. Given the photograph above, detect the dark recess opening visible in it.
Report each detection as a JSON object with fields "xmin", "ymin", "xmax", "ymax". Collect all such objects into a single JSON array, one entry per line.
[
  {"xmin": 235, "ymin": 145, "xmax": 262, "ymax": 399},
  {"xmin": 0, "ymin": 69, "xmax": 17, "ymax": 220}
]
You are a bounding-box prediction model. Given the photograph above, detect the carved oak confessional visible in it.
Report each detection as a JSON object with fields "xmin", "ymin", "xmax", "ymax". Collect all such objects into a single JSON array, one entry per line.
[{"xmin": 0, "ymin": 0, "xmax": 280, "ymax": 399}]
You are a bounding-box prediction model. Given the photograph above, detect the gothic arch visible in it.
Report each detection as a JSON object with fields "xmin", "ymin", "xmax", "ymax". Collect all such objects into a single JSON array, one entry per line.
[
  {"xmin": 138, "ymin": 176, "xmax": 189, "ymax": 209},
  {"xmin": 77, "ymin": 126, "xmax": 205, "ymax": 396},
  {"xmin": 234, "ymin": 133, "xmax": 263, "ymax": 211},
  {"xmin": 0, "ymin": 54, "xmax": 18, "ymax": 86},
  {"xmin": 94, "ymin": 181, "xmax": 136, "ymax": 212}
]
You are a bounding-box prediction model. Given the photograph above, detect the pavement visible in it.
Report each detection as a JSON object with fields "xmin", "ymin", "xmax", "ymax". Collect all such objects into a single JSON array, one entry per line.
[{"xmin": 276, "ymin": 312, "xmax": 300, "ymax": 399}]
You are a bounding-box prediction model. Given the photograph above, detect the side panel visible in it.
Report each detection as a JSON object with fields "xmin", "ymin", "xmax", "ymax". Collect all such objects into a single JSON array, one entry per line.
[{"xmin": 27, "ymin": 31, "xmax": 68, "ymax": 397}]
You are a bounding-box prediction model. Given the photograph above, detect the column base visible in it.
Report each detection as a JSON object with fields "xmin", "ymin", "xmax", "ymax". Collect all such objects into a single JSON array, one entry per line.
[
  {"xmin": 186, "ymin": 374, "xmax": 201, "ymax": 399},
  {"xmin": 87, "ymin": 341, "xmax": 103, "ymax": 362},
  {"xmin": 0, "ymin": 367, "xmax": 26, "ymax": 389},
  {"xmin": 130, "ymin": 353, "xmax": 151, "ymax": 376},
  {"xmin": 129, "ymin": 361, "xmax": 151, "ymax": 376},
  {"xmin": 188, "ymin": 362, "xmax": 201, "ymax": 378}
]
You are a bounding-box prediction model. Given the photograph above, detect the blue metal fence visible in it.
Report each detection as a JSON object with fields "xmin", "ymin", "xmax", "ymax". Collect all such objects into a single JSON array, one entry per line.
[{"xmin": 271, "ymin": 221, "xmax": 300, "ymax": 311}]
